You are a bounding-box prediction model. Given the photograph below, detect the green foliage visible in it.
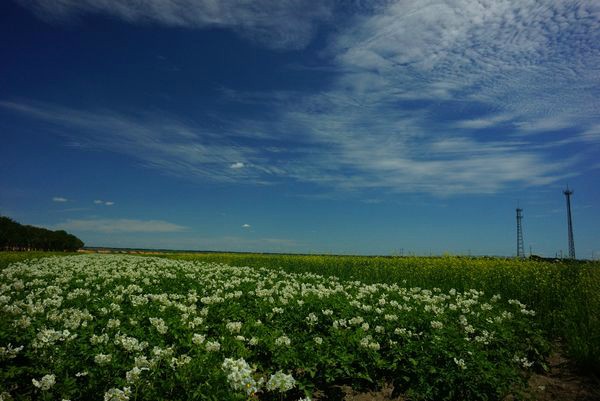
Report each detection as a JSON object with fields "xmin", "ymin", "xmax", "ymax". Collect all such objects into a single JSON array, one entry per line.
[
  {"xmin": 164, "ymin": 252, "xmax": 600, "ymax": 375},
  {"xmin": 1, "ymin": 255, "xmax": 552, "ymax": 400},
  {"xmin": 0, "ymin": 216, "xmax": 84, "ymax": 252}
]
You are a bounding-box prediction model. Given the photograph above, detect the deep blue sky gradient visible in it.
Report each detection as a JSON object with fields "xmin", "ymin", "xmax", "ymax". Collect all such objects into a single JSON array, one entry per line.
[{"xmin": 1, "ymin": 0, "xmax": 599, "ymax": 257}]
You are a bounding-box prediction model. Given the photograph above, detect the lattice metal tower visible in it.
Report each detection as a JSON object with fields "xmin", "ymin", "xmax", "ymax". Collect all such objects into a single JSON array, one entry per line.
[
  {"xmin": 564, "ymin": 188, "xmax": 576, "ymax": 259},
  {"xmin": 516, "ymin": 208, "xmax": 525, "ymax": 258}
]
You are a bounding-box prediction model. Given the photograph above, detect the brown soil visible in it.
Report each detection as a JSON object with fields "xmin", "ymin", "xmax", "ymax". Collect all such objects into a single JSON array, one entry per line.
[{"xmin": 511, "ymin": 348, "xmax": 600, "ymax": 401}]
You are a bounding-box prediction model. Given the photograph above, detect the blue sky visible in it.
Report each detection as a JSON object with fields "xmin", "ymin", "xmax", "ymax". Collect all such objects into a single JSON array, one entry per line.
[{"xmin": 1, "ymin": 0, "xmax": 599, "ymax": 257}]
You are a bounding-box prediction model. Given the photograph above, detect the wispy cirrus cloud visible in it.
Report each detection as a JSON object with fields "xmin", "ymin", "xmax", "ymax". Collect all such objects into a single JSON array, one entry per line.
[
  {"xmin": 4, "ymin": 1, "xmax": 600, "ymax": 196},
  {"xmin": 14, "ymin": 0, "xmax": 335, "ymax": 50},
  {"xmin": 52, "ymin": 196, "xmax": 68, "ymax": 202},
  {"xmin": 327, "ymin": 0, "xmax": 600, "ymax": 134},
  {"xmin": 90, "ymin": 234, "xmax": 304, "ymax": 253},
  {"xmin": 55, "ymin": 218, "xmax": 187, "ymax": 233},
  {"xmin": 0, "ymin": 100, "xmax": 266, "ymax": 184}
]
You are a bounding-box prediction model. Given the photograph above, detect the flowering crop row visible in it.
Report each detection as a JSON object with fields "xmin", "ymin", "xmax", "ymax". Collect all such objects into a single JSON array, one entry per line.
[{"xmin": 0, "ymin": 255, "xmax": 548, "ymax": 400}]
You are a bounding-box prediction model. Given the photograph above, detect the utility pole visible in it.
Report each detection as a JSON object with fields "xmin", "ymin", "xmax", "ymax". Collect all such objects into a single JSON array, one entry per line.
[
  {"xmin": 516, "ymin": 208, "xmax": 525, "ymax": 258},
  {"xmin": 563, "ymin": 188, "xmax": 576, "ymax": 259}
]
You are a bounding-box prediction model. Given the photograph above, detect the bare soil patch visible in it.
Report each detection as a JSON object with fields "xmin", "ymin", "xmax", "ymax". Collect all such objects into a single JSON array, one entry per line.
[{"xmin": 511, "ymin": 347, "xmax": 600, "ymax": 401}]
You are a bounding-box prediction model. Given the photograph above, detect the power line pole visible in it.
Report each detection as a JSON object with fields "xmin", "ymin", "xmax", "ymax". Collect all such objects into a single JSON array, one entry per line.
[
  {"xmin": 516, "ymin": 207, "xmax": 525, "ymax": 258},
  {"xmin": 563, "ymin": 188, "xmax": 576, "ymax": 259}
]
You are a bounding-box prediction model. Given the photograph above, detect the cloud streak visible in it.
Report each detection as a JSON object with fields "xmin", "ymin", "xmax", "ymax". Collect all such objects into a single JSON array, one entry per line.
[
  {"xmin": 55, "ymin": 218, "xmax": 188, "ymax": 233},
  {"xmin": 14, "ymin": 0, "xmax": 335, "ymax": 50},
  {"xmin": 4, "ymin": 0, "xmax": 599, "ymax": 196},
  {"xmin": 94, "ymin": 200, "xmax": 115, "ymax": 206}
]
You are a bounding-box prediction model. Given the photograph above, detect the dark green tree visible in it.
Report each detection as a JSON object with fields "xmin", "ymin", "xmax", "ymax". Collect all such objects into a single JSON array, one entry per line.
[{"xmin": 0, "ymin": 216, "xmax": 84, "ymax": 251}]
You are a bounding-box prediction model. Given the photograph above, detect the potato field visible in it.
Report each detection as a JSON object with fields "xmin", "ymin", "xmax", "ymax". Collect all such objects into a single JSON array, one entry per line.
[{"xmin": 1, "ymin": 253, "xmax": 598, "ymax": 401}]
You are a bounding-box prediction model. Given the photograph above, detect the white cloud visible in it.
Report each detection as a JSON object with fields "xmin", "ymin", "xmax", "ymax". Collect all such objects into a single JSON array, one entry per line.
[
  {"xmin": 4, "ymin": 0, "xmax": 599, "ymax": 196},
  {"xmin": 56, "ymin": 218, "xmax": 187, "ymax": 233},
  {"xmin": 15, "ymin": 0, "xmax": 335, "ymax": 50},
  {"xmin": 455, "ymin": 114, "xmax": 514, "ymax": 130},
  {"xmin": 580, "ymin": 124, "xmax": 600, "ymax": 142},
  {"xmin": 242, "ymin": 224, "xmax": 251, "ymax": 228},
  {"xmin": 52, "ymin": 196, "xmax": 68, "ymax": 202},
  {"xmin": 0, "ymin": 100, "xmax": 266, "ymax": 183},
  {"xmin": 329, "ymin": 0, "xmax": 600, "ymax": 132},
  {"xmin": 93, "ymin": 199, "xmax": 115, "ymax": 206},
  {"xmin": 92, "ymin": 235, "xmax": 304, "ymax": 253}
]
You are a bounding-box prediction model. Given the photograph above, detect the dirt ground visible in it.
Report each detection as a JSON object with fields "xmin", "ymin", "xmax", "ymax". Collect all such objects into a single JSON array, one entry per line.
[
  {"xmin": 320, "ymin": 347, "xmax": 600, "ymax": 401},
  {"xmin": 513, "ymin": 348, "xmax": 600, "ymax": 401}
]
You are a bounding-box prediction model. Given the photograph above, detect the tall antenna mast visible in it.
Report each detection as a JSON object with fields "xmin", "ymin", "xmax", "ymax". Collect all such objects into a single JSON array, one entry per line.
[
  {"xmin": 563, "ymin": 187, "xmax": 575, "ymax": 259},
  {"xmin": 516, "ymin": 207, "xmax": 525, "ymax": 258}
]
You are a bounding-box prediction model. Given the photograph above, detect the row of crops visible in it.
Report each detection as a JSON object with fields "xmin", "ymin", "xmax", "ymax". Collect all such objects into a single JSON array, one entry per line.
[
  {"xmin": 165, "ymin": 252, "xmax": 600, "ymax": 374},
  {"xmin": 0, "ymin": 252, "xmax": 598, "ymax": 400}
]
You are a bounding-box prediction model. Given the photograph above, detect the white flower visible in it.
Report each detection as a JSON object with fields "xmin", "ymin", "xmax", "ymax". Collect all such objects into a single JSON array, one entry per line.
[
  {"xmin": 134, "ymin": 356, "xmax": 152, "ymax": 369},
  {"xmin": 226, "ymin": 321, "xmax": 242, "ymax": 333},
  {"xmin": 513, "ymin": 355, "xmax": 534, "ymax": 368},
  {"xmin": 125, "ymin": 367, "xmax": 141, "ymax": 383},
  {"xmin": 275, "ymin": 335, "xmax": 291, "ymax": 347},
  {"xmin": 431, "ymin": 320, "xmax": 444, "ymax": 329},
  {"xmin": 104, "ymin": 387, "xmax": 131, "ymax": 401},
  {"xmin": 192, "ymin": 333, "xmax": 206, "ymax": 345},
  {"xmin": 94, "ymin": 353, "xmax": 112, "ymax": 365},
  {"xmin": 149, "ymin": 317, "xmax": 168, "ymax": 334},
  {"xmin": 368, "ymin": 341, "xmax": 381, "ymax": 351},
  {"xmin": 453, "ymin": 357, "xmax": 466, "ymax": 370},
  {"xmin": 205, "ymin": 340, "xmax": 221, "ymax": 352},
  {"xmin": 32, "ymin": 374, "xmax": 56, "ymax": 390},
  {"xmin": 0, "ymin": 344, "xmax": 24, "ymax": 360},
  {"xmin": 90, "ymin": 333, "xmax": 109, "ymax": 345},
  {"xmin": 266, "ymin": 371, "xmax": 296, "ymax": 393},
  {"xmin": 222, "ymin": 358, "xmax": 260, "ymax": 396},
  {"xmin": 106, "ymin": 319, "xmax": 120, "ymax": 329},
  {"xmin": 306, "ymin": 313, "xmax": 318, "ymax": 325},
  {"xmin": 359, "ymin": 335, "xmax": 380, "ymax": 351}
]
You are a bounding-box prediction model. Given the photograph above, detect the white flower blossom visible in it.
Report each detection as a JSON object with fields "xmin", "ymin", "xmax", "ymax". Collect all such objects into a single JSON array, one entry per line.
[
  {"xmin": 266, "ymin": 371, "xmax": 296, "ymax": 393},
  {"xmin": 32, "ymin": 374, "xmax": 56, "ymax": 391}
]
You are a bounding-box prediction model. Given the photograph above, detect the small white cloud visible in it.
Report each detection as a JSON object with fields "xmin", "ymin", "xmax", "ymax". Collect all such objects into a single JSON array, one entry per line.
[
  {"xmin": 53, "ymin": 197, "xmax": 68, "ymax": 202},
  {"xmin": 230, "ymin": 162, "xmax": 245, "ymax": 169},
  {"xmin": 94, "ymin": 199, "xmax": 115, "ymax": 206},
  {"xmin": 242, "ymin": 224, "xmax": 251, "ymax": 228}
]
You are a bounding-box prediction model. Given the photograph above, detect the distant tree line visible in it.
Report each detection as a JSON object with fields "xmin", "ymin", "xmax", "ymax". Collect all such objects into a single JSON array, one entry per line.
[{"xmin": 0, "ymin": 216, "xmax": 84, "ymax": 252}]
